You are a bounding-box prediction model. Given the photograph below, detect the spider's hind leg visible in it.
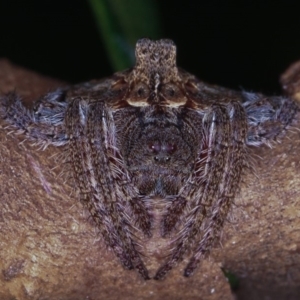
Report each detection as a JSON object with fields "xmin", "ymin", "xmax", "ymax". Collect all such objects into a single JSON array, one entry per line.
[
  {"xmin": 243, "ymin": 92, "xmax": 299, "ymax": 146},
  {"xmin": 0, "ymin": 89, "xmax": 69, "ymax": 147}
]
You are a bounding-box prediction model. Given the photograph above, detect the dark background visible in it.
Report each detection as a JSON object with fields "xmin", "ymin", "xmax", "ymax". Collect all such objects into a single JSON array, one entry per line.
[{"xmin": 1, "ymin": 0, "xmax": 299, "ymax": 94}]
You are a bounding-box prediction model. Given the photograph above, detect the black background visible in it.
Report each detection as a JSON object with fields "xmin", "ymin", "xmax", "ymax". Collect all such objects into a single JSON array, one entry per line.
[{"xmin": 1, "ymin": 0, "xmax": 300, "ymax": 94}]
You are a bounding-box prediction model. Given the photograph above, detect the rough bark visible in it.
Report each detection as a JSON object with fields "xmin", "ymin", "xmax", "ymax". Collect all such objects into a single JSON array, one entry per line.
[{"xmin": 0, "ymin": 58, "xmax": 299, "ymax": 300}]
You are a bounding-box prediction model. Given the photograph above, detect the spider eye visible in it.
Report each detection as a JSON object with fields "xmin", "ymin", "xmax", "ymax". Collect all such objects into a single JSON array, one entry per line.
[
  {"xmin": 164, "ymin": 143, "xmax": 177, "ymax": 154},
  {"xmin": 148, "ymin": 141, "xmax": 161, "ymax": 153},
  {"xmin": 134, "ymin": 83, "xmax": 149, "ymax": 99},
  {"xmin": 163, "ymin": 86, "xmax": 176, "ymax": 98},
  {"xmin": 148, "ymin": 141, "xmax": 177, "ymax": 155},
  {"xmin": 161, "ymin": 83, "xmax": 183, "ymax": 101},
  {"xmin": 167, "ymin": 88, "xmax": 175, "ymax": 97},
  {"xmin": 127, "ymin": 82, "xmax": 150, "ymax": 106},
  {"xmin": 137, "ymin": 87, "xmax": 145, "ymax": 97}
]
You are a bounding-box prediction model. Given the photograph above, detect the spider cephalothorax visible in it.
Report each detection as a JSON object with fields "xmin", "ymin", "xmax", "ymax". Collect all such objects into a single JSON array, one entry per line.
[{"xmin": 1, "ymin": 38, "xmax": 298, "ymax": 280}]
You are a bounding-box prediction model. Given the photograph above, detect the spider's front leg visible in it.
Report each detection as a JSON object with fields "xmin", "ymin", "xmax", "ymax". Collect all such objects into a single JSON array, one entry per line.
[
  {"xmin": 0, "ymin": 89, "xmax": 69, "ymax": 147},
  {"xmin": 184, "ymin": 101, "xmax": 247, "ymax": 276},
  {"xmin": 65, "ymin": 97, "xmax": 150, "ymax": 280},
  {"xmin": 155, "ymin": 101, "xmax": 247, "ymax": 280}
]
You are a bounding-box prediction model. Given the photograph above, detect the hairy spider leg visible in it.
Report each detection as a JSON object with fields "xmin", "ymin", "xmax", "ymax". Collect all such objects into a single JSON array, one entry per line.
[
  {"xmin": 66, "ymin": 98, "xmax": 150, "ymax": 279},
  {"xmin": 154, "ymin": 102, "xmax": 246, "ymax": 279}
]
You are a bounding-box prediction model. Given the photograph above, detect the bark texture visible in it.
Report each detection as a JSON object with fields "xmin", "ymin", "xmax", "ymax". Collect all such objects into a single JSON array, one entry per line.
[{"xmin": 0, "ymin": 58, "xmax": 300, "ymax": 300}]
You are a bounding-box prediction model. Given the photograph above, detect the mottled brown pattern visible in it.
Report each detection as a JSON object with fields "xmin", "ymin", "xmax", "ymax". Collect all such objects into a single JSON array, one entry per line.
[{"xmin": 0, "ymin": 39, "xmax": 298, "ymax": 280}]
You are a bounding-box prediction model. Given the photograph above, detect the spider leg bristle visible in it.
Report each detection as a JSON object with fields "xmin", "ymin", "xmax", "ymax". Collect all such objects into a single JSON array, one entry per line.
[
  {"xmin": 245, "ymin": 94, "xmax": 299, "ymax": 147},
  {"xmin": 0, "ymin": 91, "xmax": 69, "ymax": 146},
  {"xmin": 184, "ymin": 101, "xmax": 247, "ymax": 277},
  {"xmin": 129, "ymin": 197, "xmax": 153, "ymax": 237},
  {"xmin": 154, "ymin": 105, "xmax": 232, "ymax": 280},
  {"xmin": 66, "ymin": 99, "xmax": 150, "ymax": 279},
  {"xmin": 161, "ymin": 196, "xmax": 187, "ymax": 237}
]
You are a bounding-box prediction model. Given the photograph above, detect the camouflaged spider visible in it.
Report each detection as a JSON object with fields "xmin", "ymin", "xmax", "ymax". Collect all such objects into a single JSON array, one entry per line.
[{"xmin": 1, "ymin": 39, "xmax": 298, "ymax": 280}]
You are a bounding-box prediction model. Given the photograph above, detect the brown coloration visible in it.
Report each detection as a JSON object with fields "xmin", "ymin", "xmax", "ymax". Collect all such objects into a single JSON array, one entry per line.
[
  {"xmin": 281, "ymin": 60, "xmax": 300, "ymax": 102},
  {"xmin": 0, "ymin": 39, "xmax": 299, "ymax": 282}
]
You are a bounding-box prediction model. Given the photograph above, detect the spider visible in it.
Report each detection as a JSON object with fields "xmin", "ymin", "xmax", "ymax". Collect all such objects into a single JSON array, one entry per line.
[{"xmin": 0, "ymin": 39, "xmax": 298, "ymax": 280}]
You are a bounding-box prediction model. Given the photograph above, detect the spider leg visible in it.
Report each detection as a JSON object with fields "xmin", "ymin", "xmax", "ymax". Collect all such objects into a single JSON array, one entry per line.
[
  {"xmin": 128, "ymin": 197, "xmax": 153, "ymax": 237},
  {"xmin": 0, "ymin": 90, "xmax": 69, "ymax": 147},
  {"xmin": 65, "ymin": 98, "xmax": 150, "ymax": 279},
  {"xmin": 161, "ymin": 196, "xmax": 187, "ymax": 237},
  {"xmin": 243, "ymin": 92, "xmax": 299, "ymax": 146},
  {"xmin": 154, "ymin": 104, "xmax": 232, "ymax": 280},
  {"xmin": 184, "ymin": 101, "xmax": 247, "ymax": 276}
]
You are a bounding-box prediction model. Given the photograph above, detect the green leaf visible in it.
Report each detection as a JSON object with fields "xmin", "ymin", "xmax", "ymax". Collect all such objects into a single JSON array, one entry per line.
[
  {"xmin": 221, "ymin": 268, "xmax": 240, "ymax": 291},
  {"xmin": 87, "ymin": 0, "xmax": 162, "ymax": 71}
]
